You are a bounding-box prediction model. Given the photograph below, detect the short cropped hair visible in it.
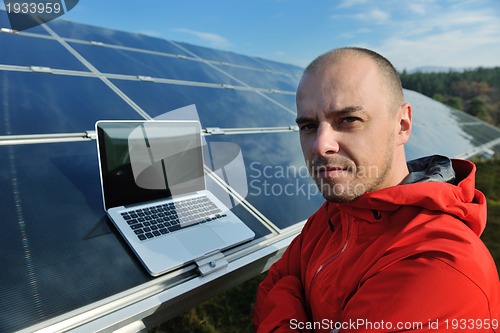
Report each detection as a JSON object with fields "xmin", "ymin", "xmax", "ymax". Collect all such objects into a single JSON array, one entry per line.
[{"xmin": 303, "ymin": 47, "xmax": 404, "ymax": 109}]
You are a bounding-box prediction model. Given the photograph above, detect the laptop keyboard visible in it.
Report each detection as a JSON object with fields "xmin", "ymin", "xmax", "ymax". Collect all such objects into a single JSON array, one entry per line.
[{"xmin": 120, "ymin": 196, "xmax": 226, "ymax": 241}]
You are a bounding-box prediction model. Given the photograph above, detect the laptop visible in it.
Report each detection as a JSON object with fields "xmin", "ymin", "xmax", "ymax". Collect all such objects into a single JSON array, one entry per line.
[{"xmin": 95, "ymin": 120, "xmax": 255, "ymax": 276}]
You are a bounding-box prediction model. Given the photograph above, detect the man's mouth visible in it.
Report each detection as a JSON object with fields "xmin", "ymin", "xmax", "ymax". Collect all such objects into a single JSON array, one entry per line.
[{"xmin": 314, "ymin": 165, "xmax": 350, "ymax": 178}]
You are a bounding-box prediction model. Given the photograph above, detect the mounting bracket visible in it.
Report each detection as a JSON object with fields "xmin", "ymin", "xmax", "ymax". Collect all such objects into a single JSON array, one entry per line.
[{"xmin": 194, "ymin": 250, "xmax": 228, "ymax": 276}]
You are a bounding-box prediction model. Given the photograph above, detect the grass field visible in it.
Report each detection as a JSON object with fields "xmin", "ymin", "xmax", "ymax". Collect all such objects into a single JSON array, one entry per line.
[
  {"xmin": 475, "ymin": 158, "xmax": 500, "ymax": 268},
  {"xmin": 151, "ymin": 158, "xmax": 500, "ymax": 333}
]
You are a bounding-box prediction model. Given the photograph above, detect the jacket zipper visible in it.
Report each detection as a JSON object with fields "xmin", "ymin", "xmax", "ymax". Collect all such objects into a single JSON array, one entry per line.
[{"xmin": 308, "ymin": 214, "xmax": 351, "ymax": 292}]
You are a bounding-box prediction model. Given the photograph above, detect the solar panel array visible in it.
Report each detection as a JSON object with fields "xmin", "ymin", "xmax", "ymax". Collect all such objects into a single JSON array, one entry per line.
[{"xmin": 1, "ymin": 10, "xmax": 499, "ymax": 332}]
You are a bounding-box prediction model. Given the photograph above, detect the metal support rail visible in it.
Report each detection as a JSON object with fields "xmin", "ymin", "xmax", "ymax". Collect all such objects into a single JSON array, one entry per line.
[
  {"xmin": 0, "ymin": 64, "xmax": 296, "ymax": 95},
  {"xmin": 0, "ymin": 132, "xmax": 95, "ymax": 146},
  {"xmin": 455, "ymin": 137, "xmax": 500, "ymax": 160},
  {"xmin": 0, "ymin": 126, "xmax": 299, "ymax": 146},
  {"xmin": 0, "ymin": 26, "xmax": 299, "ymax": 79}
]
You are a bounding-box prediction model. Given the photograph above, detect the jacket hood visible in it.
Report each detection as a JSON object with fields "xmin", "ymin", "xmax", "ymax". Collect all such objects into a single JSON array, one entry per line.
[{"xmin": 331, "ymin": 155, "xmax": 487, "ymax": 236}]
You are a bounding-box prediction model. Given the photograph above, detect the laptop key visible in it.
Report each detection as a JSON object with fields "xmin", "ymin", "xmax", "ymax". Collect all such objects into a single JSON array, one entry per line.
[
  {"xmin": 127, "ymin": 195, "xmax": 226, "ymax": 241},
  {"xmin": 168, "ymin": 224, "xmax": 182, "ymax": 232}
]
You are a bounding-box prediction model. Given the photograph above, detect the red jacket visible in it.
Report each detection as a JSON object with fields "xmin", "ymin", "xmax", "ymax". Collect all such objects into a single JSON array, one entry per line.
[{"xmin": 254, "ymin": 158, "xmax": 499, "ymax": 332}]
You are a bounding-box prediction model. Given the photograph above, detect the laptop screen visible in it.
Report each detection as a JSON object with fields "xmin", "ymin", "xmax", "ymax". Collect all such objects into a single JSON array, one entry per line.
[{"xmin": 96, "ymin": 121, "xmax": 205, "ymax": 210}]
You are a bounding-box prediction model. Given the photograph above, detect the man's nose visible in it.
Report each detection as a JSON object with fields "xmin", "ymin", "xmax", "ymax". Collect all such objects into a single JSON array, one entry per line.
[{"xmin": 312, "ymin": 124, "xmax": 340, "ymax": 157}]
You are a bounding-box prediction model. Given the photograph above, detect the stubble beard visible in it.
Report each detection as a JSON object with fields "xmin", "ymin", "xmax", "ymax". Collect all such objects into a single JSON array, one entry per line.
[{"xmin": 312, "ymin": 147, "xmax": 394, "ymax": 204}]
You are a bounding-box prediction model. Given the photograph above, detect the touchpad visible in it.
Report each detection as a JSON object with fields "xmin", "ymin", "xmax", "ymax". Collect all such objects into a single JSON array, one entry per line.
[{"xmin": 177, "ymin": 226, "xmax": 225, "ymax": 256}]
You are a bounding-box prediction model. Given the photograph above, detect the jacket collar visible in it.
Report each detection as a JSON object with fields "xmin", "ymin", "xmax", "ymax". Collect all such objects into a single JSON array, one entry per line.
[
  {"xmin": 324, "ymin": 156, "xmax": 486, "ymax": 235},
  {"xmin": 402, "ymin": 155, "xmax": 456, "ymax": 185}
]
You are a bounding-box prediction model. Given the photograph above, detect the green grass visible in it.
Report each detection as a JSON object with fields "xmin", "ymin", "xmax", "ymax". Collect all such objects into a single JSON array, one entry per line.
[
  {"xmin": 150, "ymin": 159, "xmax": 500, "ymax": 333},
  {"xmin": 475, "ymin": 158, "xmax": 500, "ymax": 269},
  {"xmin": 150, "ymin": 273, "xmax": 265, "ymax": 333}
]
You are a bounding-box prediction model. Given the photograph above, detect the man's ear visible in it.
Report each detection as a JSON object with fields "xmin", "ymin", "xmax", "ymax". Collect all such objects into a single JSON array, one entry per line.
[{"xmin": 397, "ymin": 102, "xmax": 412, "ymax": 145}]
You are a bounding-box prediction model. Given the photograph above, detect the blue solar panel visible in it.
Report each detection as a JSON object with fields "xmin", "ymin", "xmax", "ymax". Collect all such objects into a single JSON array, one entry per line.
[
  {"xmin": 49, "ymin": 19, "xmax": 189, "ymax": 54},
  {"xmin": 68, "ymin": 42, "xmax": 245, "ymax": 85},
  {"xmin": 0, "ymin": 33, "xmax": 88, "ymax": 70},
  {"xmin": 205, "ymin": 132, "xmax": 325, "ymax": 229},
  {"xmin": 111, "ymin": 79, "xmax": 297, "ymax": 127},
  {"xmin": 0, "ymin": 9, "xmax": 49, "ymax": 35},
  {"xmin": 175, "ymin": 41, "xmax": 284, "ymax": 71},
  {"xmin": 0, "ymin": 71, "xmax": 143, "ymax": 135}
]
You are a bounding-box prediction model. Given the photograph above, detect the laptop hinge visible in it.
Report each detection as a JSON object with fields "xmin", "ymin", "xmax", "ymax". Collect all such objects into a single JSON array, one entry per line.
[{"xmin": 195, "ymin": 250, "xmax": 228, "ymax": 276}]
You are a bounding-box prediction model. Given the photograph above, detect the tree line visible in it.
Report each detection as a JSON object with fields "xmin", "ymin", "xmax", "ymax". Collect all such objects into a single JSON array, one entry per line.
[{"xmin": 400, "ymin": 67, "xmax": 500, "ymax": 126}]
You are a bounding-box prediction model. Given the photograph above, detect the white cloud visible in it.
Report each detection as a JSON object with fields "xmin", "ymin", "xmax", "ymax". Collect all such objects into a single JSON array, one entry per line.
[
  {"xmin": 376, "ymin": 27, "xmax": 500, "ymax": 70},
  {"xmin": 172, "ymin": 28, "xmax": 230, "ymax": 47},
  {"xmin": 273, "ymin": 51, "xmax": 287, "ymax": 57},
  {"xmin": 337, "ymin": 0, "xmax": 368, "ymax": 8},
  {"xmin": 355, "ymin": 8, "xmax": 390, "ymax": 24},
  {"xmin": 353, "ymin": 2, "xmax": 500, "ymax": 70},
  {"xmin": 341, "ymin": 28, "xmax": 371, "ymax": 39},
  {"xmin": 408, "ymin": 3, "xmax": 426, "ymax": 14}
]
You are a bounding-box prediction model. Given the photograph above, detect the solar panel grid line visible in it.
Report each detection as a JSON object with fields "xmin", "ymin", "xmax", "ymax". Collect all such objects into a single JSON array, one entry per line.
[
  {"xmin": 460, "ymin": 121, "xmax": 487, "ymax": 126},
  {"xmin": 203, "ymin": 125, "xmax": 299, "ymax": 135},
  {"xmin": 0, "ymin": 132, "xmax": 92, "ymax": 145},
  {"xmin": 2, "ymin": 20, "xmax": 301, "ymax": 102},
  {"xmin": 40, "ymin": 23, "xmax": 153, "ymax": 120},
  {"xmin": 0, "ymin": 126, "xmax": 299, "ymax": 145},
  {"xmin": 251, "ymin": 55, "xmax": 302, "ymax": 78},
  {"xmin": 1, "ymin": 28, "xmax": 55, "ymax": 41},
  {"xmin": 79, "ymin": 40, "xmax": 295, "ymax": 78},
  {"xmin": 0, "ymin": 63, "xmax": 297, "ymax": 95},
  {"xmin": 167, "ymin": 39, "xmax": 297, "ymax": 117},
  {"xmin": 64, "ymin": 36, "xmax": 296, "ymax": 78},
  {"xmin": 104, "ymin": 73, "xmax": 296, "ymax": 95},
  {"xmin": 1, "ymin": 24, "xmax": 297, "ymax": 79},
  {"xmin": 464, "ymin": 118, "xmax": 500, "ymax": 133},
  {"xmin": 455, "ymin": 137, "xmax": 500, "ymax": 159},
  {"xmin": 205, "ymin": 166, "xmax": 282, "ymax": 234},
  {"xmin": 0, "ymin": 64, "xmax": 96, "ymax": 77}
]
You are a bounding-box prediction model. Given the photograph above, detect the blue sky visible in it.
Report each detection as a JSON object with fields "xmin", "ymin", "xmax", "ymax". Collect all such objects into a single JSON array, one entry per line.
[{"xmin": 4, "ymin": 0, "xmax": 500, "ymax": 70}]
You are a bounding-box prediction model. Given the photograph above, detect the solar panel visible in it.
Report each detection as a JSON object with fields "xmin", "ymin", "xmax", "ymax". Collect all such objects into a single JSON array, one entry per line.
[{"xmin": 0, "ymin": 10, "xmax": 499, "ymax": 332}]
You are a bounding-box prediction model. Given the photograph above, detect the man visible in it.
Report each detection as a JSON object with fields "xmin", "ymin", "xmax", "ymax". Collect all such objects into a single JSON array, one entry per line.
[{"xmin": 253, "ymin": 47, "xmax": 499, "ymax": 332}]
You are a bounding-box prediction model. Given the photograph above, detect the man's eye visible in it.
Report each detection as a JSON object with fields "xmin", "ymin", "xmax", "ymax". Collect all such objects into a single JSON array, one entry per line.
[
  {"xmin": 299, "ymin": 123, "xmax": 317, "ymax": 131},
  {"xmin": 340, "ymin": 117, "xmax": 360, "ymax": 125}
]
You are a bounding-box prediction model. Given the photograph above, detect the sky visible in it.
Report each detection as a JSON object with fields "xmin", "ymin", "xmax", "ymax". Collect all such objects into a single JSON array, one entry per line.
[{"xmin": 3, "ymin": 0, "xmax": 500, "ymax": 71}]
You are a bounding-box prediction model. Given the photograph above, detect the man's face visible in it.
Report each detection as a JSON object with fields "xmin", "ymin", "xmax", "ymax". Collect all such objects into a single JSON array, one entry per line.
[{"xmin": 296, "ymin": 56, "xmax": 402, "ymax": 203}]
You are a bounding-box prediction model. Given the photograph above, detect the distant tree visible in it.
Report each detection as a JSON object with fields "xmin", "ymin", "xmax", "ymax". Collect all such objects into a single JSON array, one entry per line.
[
  {"xmin": 471, "ymin": 81, "xmax": 493, "ymax": 96},
  {"xmin": 452, "ymin": 81, "xmax": 474, "ymax": 99},
  {"xmin": 447, "ymin": 96, "xmax": 464, "ymax": 111},
  {"xmin": 433, "ymin": 93, "xmax": 445, "ymax": 103},
  {"xmin": 400, "ymin": 67, "xmax": 500, "ymax": 126},
  {"xmin": 467, "ymin": 97, "xmax": 492, "ymax": 122}
]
